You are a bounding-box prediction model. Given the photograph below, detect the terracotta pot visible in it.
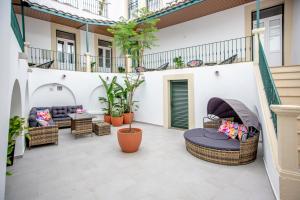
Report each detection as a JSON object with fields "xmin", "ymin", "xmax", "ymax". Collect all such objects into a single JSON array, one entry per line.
[
  {"xmin": 111, "ymin": 116, "xmax": 123, "ymax": 127},
  {"xmin": 123, "ymin": 112, "xmax": 134, "ymax": 124},
  {"xmin": 104, "ymin": 114, "xmax": 111, "ymax": 124},
  {"xmin": 117, "ymin": 128, "xmax": 142, "ymax": 153}
]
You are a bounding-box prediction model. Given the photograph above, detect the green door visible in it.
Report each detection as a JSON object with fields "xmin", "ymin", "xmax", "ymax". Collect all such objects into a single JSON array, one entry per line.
[{"xmin": 170, "ymin": 80, "xmax": 189, "ymax": 129}]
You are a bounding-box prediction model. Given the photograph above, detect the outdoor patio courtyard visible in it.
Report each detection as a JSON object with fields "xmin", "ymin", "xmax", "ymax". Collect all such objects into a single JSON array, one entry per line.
[{"xmin": 6, "ymin": 122, "xmax": 275, "ymax": 200}]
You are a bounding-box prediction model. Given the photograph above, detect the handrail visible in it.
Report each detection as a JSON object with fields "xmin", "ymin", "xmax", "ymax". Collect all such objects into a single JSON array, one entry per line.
[
  {"xmin": 11, "ymin": 6, "xmax": 24, "ymax": 51},
  {"xmin": 258, "ymin": 39, "xmax": 281, "ymax": 134},
  {"xmin": 141, "ymin": 36, "xmax": 253, "ymax": 70}
]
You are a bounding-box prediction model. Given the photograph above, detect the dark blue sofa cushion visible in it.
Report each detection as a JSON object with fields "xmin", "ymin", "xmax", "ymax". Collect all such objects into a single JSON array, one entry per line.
[
  {"xmin": 51, "ymin": 106, "xmax": 68, "ymax": 118},
  {"xmin": 184, "ymin": 128, "xmax": 240, "ymax": 151},
  {"xmin": 67, "ymin": 105, "xmax": 83, "ymax": 114}
]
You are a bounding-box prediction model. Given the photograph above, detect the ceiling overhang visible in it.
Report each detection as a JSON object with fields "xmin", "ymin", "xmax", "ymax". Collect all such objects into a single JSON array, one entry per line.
[
  {"xmin": 13, "ymin": 0, "xmax": 113, "ymax": 36},
  {"xmin": 149, "ymin": 0, "xmax": 255, "ymax": 29}
]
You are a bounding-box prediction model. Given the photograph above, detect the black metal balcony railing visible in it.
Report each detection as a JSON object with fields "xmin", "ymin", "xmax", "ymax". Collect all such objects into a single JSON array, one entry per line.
[
  {"xmin": 57, "ymin": 0, "xmax": 79, "ymax": 8},
  {"xmin": 147, "ymin": 0, "xmax": 162, "ymax": 12},
  {"xmin": 141, "ymin": 36, "xmax": 253, "ymax": 70},
  {"xmin": 28, "ymin": 47, "xmax": 125, "ymax": 73},
  {"xmin": 83, "ymin": 0, "xmax": 108, "ymax": 17},
  {"xmin": 57, "ymin": 0, "xmax": 108, "ymax": 17}
]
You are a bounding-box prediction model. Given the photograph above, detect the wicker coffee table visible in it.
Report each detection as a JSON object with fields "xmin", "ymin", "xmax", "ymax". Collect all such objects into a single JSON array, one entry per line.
[{"xmin": 68, "ymin": 113, "xmax": 93, "ymax": 137}]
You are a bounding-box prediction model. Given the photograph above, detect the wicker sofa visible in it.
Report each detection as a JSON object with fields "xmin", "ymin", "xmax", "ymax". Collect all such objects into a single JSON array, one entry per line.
[
  {"xmin": 51, "ymin": 105, "xmax": 83, "ymax": 128},
  {"xmin": 28, "ymin": 107, "xmax": 58, "ymax": 148}
]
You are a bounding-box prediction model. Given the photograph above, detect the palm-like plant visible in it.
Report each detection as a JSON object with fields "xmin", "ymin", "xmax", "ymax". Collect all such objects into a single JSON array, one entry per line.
[{"xmin": 99, "ymin": 76, "xmax": 118, "ymax": 115}]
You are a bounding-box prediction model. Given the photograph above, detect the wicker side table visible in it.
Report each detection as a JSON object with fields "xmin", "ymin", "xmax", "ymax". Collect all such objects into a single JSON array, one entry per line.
[{"xmin": 93, "ymin": 122, "xmax": 111, "ymax": 136}]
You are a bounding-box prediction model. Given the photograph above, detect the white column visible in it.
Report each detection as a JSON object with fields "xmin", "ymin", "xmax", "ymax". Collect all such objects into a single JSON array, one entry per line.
[
  {"xmin": 252, "ymin": 27, "xmax": 265, "ymax": 65},
  {"xmin": 271, "ymin": 105, "xmax": 300, "ymax": 200},
  {"xmin": 85, "ymin": 52, "xmax": 91, "ymax": 72},
  {"xmin": 125, "ymin": 54, "xmax": 132, "ymax": 73}
]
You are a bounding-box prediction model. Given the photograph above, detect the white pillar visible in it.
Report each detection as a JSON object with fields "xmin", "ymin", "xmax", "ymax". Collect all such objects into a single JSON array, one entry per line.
[
  {"xmin": 271, "ymin": 105, "xmax": 300, "ymax": 200},
  {"xmin": 85, "ymin": 52, "xmax": 91, "ymax": 72},
  {"xmin": 252, "ymin": 27, "xmax": 265, "ymax": 65},
  {"xmin": 125, "ymin": 54, "xmax": 132, "ymax": 73}
]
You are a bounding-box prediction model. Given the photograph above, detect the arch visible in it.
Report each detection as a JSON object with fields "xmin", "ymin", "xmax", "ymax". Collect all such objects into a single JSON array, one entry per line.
[
  {"xmin": 31, "ymin": 83, "xmax": 76, "ymax": 107},
  {"xmin": 88, "ymin": 85, "xmax": 106, "ymax": 113},
  {"xmin": 10, "ymin": 79, "xmax": 22, "ymax": 117},
  {"xmin": 25, "ymin": 81, "xmax": 29, "ymax": 115}
]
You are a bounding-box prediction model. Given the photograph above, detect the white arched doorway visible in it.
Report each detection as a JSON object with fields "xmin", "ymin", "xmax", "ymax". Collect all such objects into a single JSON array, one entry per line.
[{"xmin": 9, "ymin": 80, "xmax": 24, "ymax": 158}]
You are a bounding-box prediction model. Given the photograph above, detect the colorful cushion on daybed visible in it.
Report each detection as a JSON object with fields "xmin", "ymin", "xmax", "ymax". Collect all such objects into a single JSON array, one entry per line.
[
  {"xmin": 218, "ymin": 120, "xmax": 248, "ymax": 140},
  {"xmin": 36, "ymin": 109, "xmax": 52, "ymax": 121}
]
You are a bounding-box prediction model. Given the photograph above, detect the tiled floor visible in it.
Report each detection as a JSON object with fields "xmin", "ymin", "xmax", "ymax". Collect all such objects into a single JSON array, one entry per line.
[{"xmin": 5, "ymin": 123, "xmax": 275, "ymax": 200}]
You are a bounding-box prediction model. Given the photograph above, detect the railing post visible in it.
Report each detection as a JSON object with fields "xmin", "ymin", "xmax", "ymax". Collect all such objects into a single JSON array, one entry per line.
[
  {"xmin": 24, "ymin": 42, "xmax": 30, "ymax": 58},
  {"xmin": 252, "ymin": 27, "xmax": 265, "ymax": 65},
  {"xmin": 271, "ymin": 105, "xmax": 300, "ymax": 200},
  {"xmin": 125, "ymin": 55, "xmax": 132, "ymax": 73},
  {"xmin": 85, "ymin": 52, "xmax": 91, "ymax": 72}
]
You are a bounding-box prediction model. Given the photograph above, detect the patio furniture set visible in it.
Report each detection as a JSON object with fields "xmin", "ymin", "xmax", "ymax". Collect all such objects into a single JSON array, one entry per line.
[
  {"xmin": 28, "ymin": 105, "xmax": 111, "ymax": 148},
  {"xmin": 27, "ymin": 97, "xmax": 260, "ymax": 166}
]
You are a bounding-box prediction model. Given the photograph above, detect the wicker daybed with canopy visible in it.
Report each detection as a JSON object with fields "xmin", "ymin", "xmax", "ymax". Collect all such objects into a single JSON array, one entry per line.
[{"xmin": 184, "ymin": 97, "xmax": 261, "ymax": 165}]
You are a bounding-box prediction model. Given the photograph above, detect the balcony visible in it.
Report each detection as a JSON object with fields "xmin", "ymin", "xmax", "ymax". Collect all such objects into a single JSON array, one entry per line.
[
  {"xmin": 27, "ymin": 36, "xmax": 253, "ymax": 73},
  {"xmin": 56, "ymin": 0, "xmax": 108, "ymax": 17}
]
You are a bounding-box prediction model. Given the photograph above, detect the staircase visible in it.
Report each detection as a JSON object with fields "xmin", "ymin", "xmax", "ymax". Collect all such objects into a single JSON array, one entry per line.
[
  {"xmin": 271, "ymin": 65, "xmax": 300, "ymax": 130},
  {"xmin": 271, "ymin": 65, "xmax": 300, "ymax": 105}
]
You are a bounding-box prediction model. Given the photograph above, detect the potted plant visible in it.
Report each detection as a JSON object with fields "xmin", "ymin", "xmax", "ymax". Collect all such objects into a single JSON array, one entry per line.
[
  {"xmin": 99, "ymin": 75, "xmax": 118, "ymax": 124},
  {"xmin": 110, "ymin": 104, "xmax": 124, "ymax": 127},
  {"xmin": 108, "ymin": 8, "xmax": 158, "ymax": 153},
  {"xmin": 7, "ymin": 116, "xmax": 29, "ymax": 175},
  {"xmin": 173, "ymin": 56, "xmax": 184, "ymax": 68}
]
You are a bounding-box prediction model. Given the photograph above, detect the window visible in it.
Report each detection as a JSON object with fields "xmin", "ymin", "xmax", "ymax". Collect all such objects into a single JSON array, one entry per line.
[
  {"xmin": 56, "ymin": 30, "xmax": 76, "ymax": 70},
  {"xmin": 128, "ymin": 0, "xmax": 138, "ymax": 19},
  {"xmin": 98, "ymin": 39, "xmax": 112, "ymax": 71}
]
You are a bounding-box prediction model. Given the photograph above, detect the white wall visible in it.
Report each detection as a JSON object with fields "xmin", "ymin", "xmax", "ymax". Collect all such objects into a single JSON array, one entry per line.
[
  {"xmin": 0, "ymin": 2, "xmax": 29, "ymax": 198},
  {"xmin": 292, "ymin": 0, "xmax": 300, "ymax": 65},
  {"xmin": 17, "ymin": 15, "xmax": 52, "ymax": 50},
  {"xmin": 29, "ymin": 63, "xmax": 258, "ymax": 127},
  {"xmin": 146, "ymin": 5, "xmax": 245, "ymax": 54}
]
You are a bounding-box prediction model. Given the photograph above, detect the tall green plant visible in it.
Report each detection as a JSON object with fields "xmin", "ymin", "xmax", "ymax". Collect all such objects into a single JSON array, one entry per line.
[
  {"xmin": 7, "ymin": 116, "xmax": 29, "ymax": 176},
  {"xmin": 99, "ymin": 76, "xmax": 118, "ymax": 115},
  {"xmin": 108, "ymin": 8, "xmax": 159, "ymax": 69}
]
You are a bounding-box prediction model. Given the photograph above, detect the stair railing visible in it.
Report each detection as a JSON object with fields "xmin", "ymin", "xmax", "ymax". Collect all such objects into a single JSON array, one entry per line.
[{"xmin": 258, "ymin": 39, "xmax": 281, "ymax": 133}]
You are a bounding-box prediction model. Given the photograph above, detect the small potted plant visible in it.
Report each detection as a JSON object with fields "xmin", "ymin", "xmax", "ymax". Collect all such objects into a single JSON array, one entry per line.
[
  {"xmin": 99, "ymin": 75, "xmax": 118, "ymax": 124},
  {"xmin": 173, "ymin": 56, "xmax": 184, "ymax": 68},
  {"xmin": 110, "ymin": 105, "xmax": 124, "ymax": 127}
]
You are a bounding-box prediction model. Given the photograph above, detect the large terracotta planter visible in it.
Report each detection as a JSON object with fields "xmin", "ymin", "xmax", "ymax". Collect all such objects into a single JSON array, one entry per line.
[
  {"xmin": 111, "ymin": 116, "xmax": 123, "ymax": 127},
  {"xmin": 123, "ymin": 112, "xmax": 134, "ymax": 124},
  {"xmin": 117, "ymin": 128, "xmax": 142, "ymax": 153},
  {"xmin": 104, "ymin": 114, "xmax": 111, "ymax": 124}
]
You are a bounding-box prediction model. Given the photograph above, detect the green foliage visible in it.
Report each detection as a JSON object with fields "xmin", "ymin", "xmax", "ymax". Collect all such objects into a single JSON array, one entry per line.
[
  {"xmin": 108, "ymin": 8, "xmax": 159, "ymax": 68},
  {"xmin": 7, "ymin": 116, "xmax": 28, "ymax": 175},
  {"xmin": 99, "ymin": 76, "xmax": 118, "ymax": 115},
  {"xmin": 118, "ymin": 67, "xmax": 125, "ymax": 73},
  {"xmin": 111, "ymin": 104, "xmax": 123, "ymax": 117},
  {"xmin": 173, "ymin": 56, "xmax": 184, "ymax": 68}
]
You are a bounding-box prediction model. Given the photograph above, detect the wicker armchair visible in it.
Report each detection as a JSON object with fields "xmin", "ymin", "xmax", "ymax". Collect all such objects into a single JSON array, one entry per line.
[{"xmin": 28, "ymin": 125, "xmax": 58, "ymax": 148}]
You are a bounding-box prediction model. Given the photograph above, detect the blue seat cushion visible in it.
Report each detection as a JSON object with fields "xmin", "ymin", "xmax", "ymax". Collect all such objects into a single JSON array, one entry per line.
[
  {"xmin": 51, "ymin": 106, "xmax": 68, "ymax": 118},
  {"xmin": 184, "ymin": 128, "xmax": 240, "ymax": 151},
  {"xmin": 53, "ymin": 117, "xmax": 71, "ymax": 121}
]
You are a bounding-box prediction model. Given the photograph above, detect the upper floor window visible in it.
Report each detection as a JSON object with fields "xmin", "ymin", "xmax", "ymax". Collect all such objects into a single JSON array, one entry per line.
[{"xmin": 128, "ymin": 0, "xmax": 138, "ymax": 19}]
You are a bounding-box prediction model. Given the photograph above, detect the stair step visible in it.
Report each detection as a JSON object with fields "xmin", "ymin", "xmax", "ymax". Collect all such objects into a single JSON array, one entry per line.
[
  {"xmin": 270, "ymin": 65, "xmax": 300, "ymax": 73},
  {"xmin": 272, "ymin": 72, "xmax": 300, "ymax": 80},
  {"xmin": 280, "ymin": 97, "xmax": 300, "ymax": 105},
  {"xmin": 274, "ymin": 79, "xmax": 300, "ymax": 87},
  {"xmin": 277, "ymin": 87, "xmax": 300, "ymax": 96}
]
